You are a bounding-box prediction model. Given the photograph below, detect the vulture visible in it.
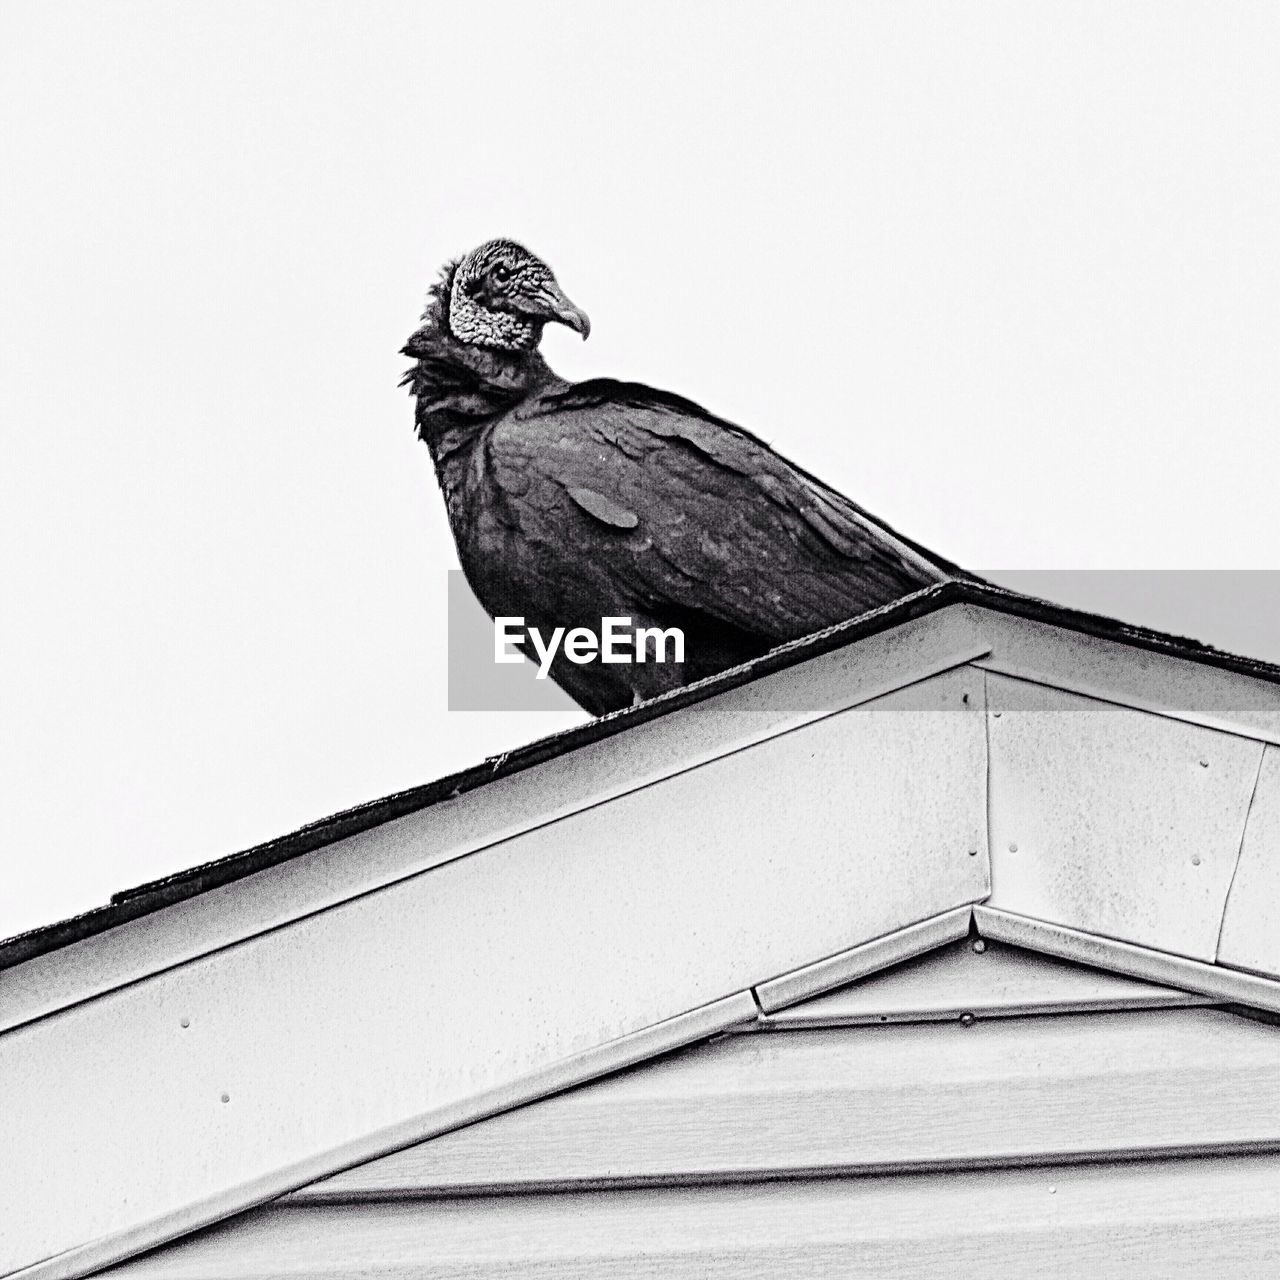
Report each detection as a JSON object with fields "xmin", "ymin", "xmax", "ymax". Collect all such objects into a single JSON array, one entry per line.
[{"xmin": 404, "ymin": 239, "xmax": 966, "ymax": 716}]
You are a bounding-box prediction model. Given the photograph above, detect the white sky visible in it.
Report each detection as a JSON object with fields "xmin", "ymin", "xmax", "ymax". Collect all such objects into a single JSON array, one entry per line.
[{"xmin": 3, "ymin": 1, "xmax": 1279, "ymax": 941}]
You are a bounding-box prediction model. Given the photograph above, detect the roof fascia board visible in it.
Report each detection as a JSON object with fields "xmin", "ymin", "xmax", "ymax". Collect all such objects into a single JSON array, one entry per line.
[
  {"xmin": 10, "ymin": 580, "xmax": 1280, "ymax": 985},
  {"xmin": 974, "ymin": 906, "xmax": 1280, "ymax": 1014},
  {"xmin": 0, "ymin": 586, "xmax": 972, "ymax": 977},
  {"xmin": 0, "ymin": 606, "xmax": 989, "ymax": 1036},
  {"xmin": 969, "ymin": 606, "xmax": 1280, "ymax": 745}
]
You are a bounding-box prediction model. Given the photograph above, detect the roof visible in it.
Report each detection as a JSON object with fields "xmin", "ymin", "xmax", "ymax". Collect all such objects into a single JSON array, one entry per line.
[
  {"xmin": 6, "ymin": 578, "xmax": 1280, "ymax": 974},
  {"xmin": 6, "ymin": 581, "xmax": 1280, "ymax": 1279}
]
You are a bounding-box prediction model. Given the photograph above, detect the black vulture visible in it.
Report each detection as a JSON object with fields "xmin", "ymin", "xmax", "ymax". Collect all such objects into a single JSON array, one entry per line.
[{"xmin": 404, "ymin": 239, "xmax": 966, "ymax": 716}]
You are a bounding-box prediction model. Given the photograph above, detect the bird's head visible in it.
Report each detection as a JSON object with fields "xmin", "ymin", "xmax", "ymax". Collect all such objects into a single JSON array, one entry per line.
[{"xmin": 446, "ymin": 240, "xmax": 590, "ymax": 353}]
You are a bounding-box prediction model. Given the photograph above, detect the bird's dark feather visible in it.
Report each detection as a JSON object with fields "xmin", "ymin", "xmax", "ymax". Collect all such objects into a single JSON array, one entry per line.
[{"xmin": 539, "ymin": 379, "xmax": 968, "ymax": 577}]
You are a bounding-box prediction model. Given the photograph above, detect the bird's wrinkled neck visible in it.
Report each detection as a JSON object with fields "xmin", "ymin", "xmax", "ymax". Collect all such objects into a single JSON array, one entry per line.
[{"xmin": 403, "ymin": 318, "xmax": 555, "ymax": 454}]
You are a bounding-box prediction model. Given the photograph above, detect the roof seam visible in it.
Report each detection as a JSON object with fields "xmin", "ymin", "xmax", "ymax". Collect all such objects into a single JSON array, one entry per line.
[{"xmin": 1213, "ymin": 744, "xmax": 1269, "ymax": 962}]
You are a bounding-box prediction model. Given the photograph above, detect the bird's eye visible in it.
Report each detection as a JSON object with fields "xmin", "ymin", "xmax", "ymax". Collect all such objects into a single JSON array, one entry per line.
[{"xmin": 492, "ymin": 263, "xmax": 511, "ymax": 284}]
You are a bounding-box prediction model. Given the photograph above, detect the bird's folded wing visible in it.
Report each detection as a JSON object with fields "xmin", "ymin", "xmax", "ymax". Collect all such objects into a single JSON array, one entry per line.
[{"xmin": 497, "ymin": 379, "xmax": 957, "ymax": 642}]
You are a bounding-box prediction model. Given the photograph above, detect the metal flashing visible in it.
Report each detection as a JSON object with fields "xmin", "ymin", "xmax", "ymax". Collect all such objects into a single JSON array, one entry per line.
[
  {"xmin": 761, "ymin": 934, "xmax": 1215, "ymax": 1027},
  {"xmin": 754, "ymin": 907, "xmax": 976, "ymax": 1014},
  {"xmin": 974, "ymin": 906, "xmax": 1280, "ymax": 1014}
]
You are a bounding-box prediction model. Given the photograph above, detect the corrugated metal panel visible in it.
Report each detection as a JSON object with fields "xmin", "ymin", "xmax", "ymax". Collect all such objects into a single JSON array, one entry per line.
[
  {"xmin": 985, "ymin": 672, "xmax": 1263, "ymax": 960},
  {"xmin": 762, "ymin": 936, "xmax": 1214, "ymax": 1027},
  {"xmin": 108, "ymin": 1155, "xmax": 1280, "ymax": 1278},
  {"xmin": 291, "ymin": 1007, "xmax": 1280, "ymax": 1200},
  {"xmin": 1218, "ymin": 745, "xmax": 1280, "ymax": 976},
  {"xmin": 0, "ymin": 605, "xmax": 989, "ymax": 1037},
  {"xmin": 0, "ymin": 668, "xmax": 987, "ymax": 1280}
]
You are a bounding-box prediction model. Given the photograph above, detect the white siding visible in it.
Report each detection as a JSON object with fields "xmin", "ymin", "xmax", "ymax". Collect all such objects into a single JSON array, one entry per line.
[
  {"xmin": 292, "ymin": 1006, "xmax": 1280, "ymax": 1200},
  {"xmin": 104, "ymin": 1159, "xmax": 1280, "ymax": 1279},
  {"xmin": 107, "ymin": 1002, "xmax": 1280, "ymax": 1278}
]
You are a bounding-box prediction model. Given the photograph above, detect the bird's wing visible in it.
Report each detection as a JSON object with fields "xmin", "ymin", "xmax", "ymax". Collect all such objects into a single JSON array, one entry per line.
[{"xmin": 495, "ymin": 378, "xmax": 959, "ymax": 642}]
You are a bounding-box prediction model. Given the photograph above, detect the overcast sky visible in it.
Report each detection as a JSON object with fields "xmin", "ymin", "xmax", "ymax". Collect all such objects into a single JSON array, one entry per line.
[{"xmin": 3, "ymin": 1, "xmax": 1279, "ymax": 941}]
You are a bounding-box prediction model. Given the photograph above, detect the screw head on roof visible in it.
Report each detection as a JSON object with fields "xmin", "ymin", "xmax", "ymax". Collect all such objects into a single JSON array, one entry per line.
[
  {"xmin": 1199, "ymin": 758, "xmax": 1210, "ymax": 768},
  {"xmin": 959, "ymin": 1012, "xmax": 976, "ymax": 1027},
  {"xmin": 972, "ymin": 939, "xmax": 987, "ymax": 954},
  {"xmin": 180, "ymin": 1018, "xmax": 190, "ymax": 1029},
  {"xmin": 1008, "ymin": 842, "xmax": 1019, "ymax": 853},
  {"xmin": 1191, "ymin": 854, "xmax": 1202, "ymax": 866},
  {"xmin": 992, "ymin": 710, "xmax": 1002, "ymax": 718}
]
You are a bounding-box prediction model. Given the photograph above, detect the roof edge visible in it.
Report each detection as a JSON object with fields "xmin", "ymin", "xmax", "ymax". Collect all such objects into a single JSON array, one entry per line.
[{"xmin": 6, "ymin": 580, "xmax": 1280, "ymax": 972}]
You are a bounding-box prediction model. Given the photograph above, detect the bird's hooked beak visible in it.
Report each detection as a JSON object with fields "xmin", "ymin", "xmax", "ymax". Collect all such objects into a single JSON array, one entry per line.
[{"xmin": 527, "ymin": 278, "xmax": 591, "ymax": 340}]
